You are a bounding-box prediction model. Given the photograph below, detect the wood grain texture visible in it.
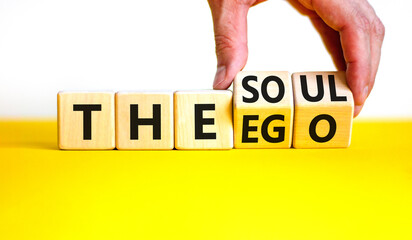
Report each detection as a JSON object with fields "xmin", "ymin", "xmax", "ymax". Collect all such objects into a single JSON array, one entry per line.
[
  {"xmin": 58, "ymin": 92, "xmax": 115, "ymax": 150},
  {"xmin": 292, "ymin": 71, "xmax": 354, "ymax": 148},
  {"xmin": 174, "ymin": 91, "xmax": 233, "ymax": 150},
  {"xmin": 116, "ymin": 92, "xmax": 174, "ymax": 150},
  {"xmin": 233, "ymin": 71, "xmax": 294, "ymax": 148}
]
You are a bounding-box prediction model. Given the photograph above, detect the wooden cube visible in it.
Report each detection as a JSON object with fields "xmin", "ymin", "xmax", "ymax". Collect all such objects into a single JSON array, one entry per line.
[
  {"xmin": 292, "ymin": 71, "xmax": 354, "ymax": 148},
  {"xmin": 233, "ymin": 71, "xmax": 294, "ymax": 148},
  {"xmin": 115, "ymin": 92, "xmax": 174, "ymax": 150},
  {"xmin": 58, "ymin": 91, "xmax": 115, "ymax": 150},
  {"xmin": 174, "ymin": 91, "xmax": 233, "ymax": 150}
]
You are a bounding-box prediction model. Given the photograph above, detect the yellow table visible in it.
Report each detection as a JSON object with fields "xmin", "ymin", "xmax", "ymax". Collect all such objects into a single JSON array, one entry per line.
[{"xmin": 1, "ymin": 120, "xmax": 412, "ymax": 240}]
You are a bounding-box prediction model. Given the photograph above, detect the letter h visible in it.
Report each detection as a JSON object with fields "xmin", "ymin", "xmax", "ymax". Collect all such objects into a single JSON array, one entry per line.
[{"xmin": 130, "ymin": 104, "xmax": 161, "ymax": 140}]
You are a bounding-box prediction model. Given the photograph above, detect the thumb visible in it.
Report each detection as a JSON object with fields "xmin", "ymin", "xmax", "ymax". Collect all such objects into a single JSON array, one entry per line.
[{"xmin": 208, "ymin": 0, "xmax": 250, "ymax": 89}]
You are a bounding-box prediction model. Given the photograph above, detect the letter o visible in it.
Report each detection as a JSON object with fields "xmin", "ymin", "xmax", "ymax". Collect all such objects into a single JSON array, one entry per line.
[{"xmin": 309, "ymin": 114, "xmax": 337, "ymax": 143}]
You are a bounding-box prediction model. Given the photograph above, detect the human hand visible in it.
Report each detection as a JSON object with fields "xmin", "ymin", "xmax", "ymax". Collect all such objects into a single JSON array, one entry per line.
[{"xmin": 208, "ymin": 0, "xmax": 385, "ymax": 117}]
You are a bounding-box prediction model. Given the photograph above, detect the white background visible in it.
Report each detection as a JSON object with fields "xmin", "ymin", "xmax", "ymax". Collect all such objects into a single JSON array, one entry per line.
[{"xmin": 0, "ymin": 0, "xmax": 411, "ymax": 118}]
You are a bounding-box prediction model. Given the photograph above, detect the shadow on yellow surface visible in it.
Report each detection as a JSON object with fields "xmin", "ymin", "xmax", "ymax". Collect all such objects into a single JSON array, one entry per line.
[{"xmin": 0, "ymin": 119, "xmax": 412, "ymax": 240}]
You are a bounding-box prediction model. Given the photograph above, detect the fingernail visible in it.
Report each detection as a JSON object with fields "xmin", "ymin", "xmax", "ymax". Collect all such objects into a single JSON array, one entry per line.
[
  {"xmin": 363, "ymin": 85, "xmax": 369, "ymax": 102},
  {"xmin": 354, "ymin": 105, "xmax": 363, "ymax": 117},
  {"xmin": 213, "ymin": 66, "xmax": 226, "ymax": 89}
]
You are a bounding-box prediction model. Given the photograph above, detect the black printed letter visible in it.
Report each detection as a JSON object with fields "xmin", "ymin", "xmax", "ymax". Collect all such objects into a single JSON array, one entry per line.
[
  {"xmin": 73, "ymin": 104, "xmax": 102, "ymax": 140},
  {"xmin": 194, "ymin": 104, "xmax": 216, "ymax": 139},
  {"xmin": 242, "ymin": 75, "xmax": 259, "ymax": 103},
  {"xmin": 300, "ymin": 75, "xmax": 324, "ymax": 102},
  {"xmin": 130, "ymin": 104, "xmax": 161, "ymax": 140},
  {"xmin": 261, "ymin": 76, "xmax": 285, "ymax": 103},
  {"xmin": 309, "ymin": 114, "xmax": 337, "ymax": 143},
  {"xmin": 242, "ymin": 115, "xmax": 259, "ymax": 143},
  {"xmin": 261, "ymin": 114, "xmax": 285, "ymax": 143},
  {"xmin": 329, "ymin": 75, "xmax": 347, "ymax": 102}
]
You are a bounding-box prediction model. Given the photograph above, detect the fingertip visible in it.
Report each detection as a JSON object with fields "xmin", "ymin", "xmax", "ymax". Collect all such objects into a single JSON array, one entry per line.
[
  {"xmin": 212, "ymin": 42, "xmax": 248, "ymax": 90},
  {"xmin": 212, "ymin": 65, "xmax": 236, "ymax": 90},
  {"xmin": 354, "ymin": 104, "xmax": 363, "ymax": 118},
  {"xmin": 213, "ymin": 82, "xmax": 232, "ymax": 90},
  {"xmin": 346, "ymin": 63, "xmax": 371, "ymax": 106},
  {"xmin": 213, "ymin": 79, "xmax": 232, "ymax": 90},
  {"xmin": 213, "ymin": 66, "xmax": 227, "ymax": 89},
  {"xmin": 363, "ymin": 85, "xmax": 370, "ymax": 101},
  {"xmin": 209, "ymin": 1, "xmax": 249, "ymax": 90}
]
